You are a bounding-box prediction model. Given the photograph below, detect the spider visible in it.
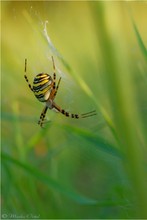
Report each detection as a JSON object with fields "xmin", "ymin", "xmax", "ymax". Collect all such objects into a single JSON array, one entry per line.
[{"xmin": 24, "ymin": 56, "xmax": 96, "ymax": 127}]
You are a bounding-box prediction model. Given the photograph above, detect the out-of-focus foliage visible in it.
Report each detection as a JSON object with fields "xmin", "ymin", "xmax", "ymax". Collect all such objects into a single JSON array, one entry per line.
[{"xmin": 1, "ymin": 1, "xmax": 147, "ymax": 219}]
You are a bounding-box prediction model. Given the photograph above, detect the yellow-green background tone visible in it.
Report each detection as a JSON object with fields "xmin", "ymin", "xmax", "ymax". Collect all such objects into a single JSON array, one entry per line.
[{"xmin": 1, "ymin": 1, "xmax": 147, "ymax": 219}]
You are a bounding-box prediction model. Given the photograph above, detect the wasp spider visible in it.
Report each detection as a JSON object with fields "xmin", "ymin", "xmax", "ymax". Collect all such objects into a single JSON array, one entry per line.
[{"xmin": 24, "ymin": 57, "xmax": 96, "ymax": 127}]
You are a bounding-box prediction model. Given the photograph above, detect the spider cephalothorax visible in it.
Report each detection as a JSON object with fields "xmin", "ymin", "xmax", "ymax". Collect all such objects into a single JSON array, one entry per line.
[{"xmin": 24, "ymin": 57, "xmax": 96, "ymax": 127}]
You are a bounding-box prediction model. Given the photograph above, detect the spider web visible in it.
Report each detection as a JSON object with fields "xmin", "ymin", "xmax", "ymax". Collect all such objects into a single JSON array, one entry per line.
[{"xmin": 23, "ymin": 6, "xmax": 77, "ymax": 110}]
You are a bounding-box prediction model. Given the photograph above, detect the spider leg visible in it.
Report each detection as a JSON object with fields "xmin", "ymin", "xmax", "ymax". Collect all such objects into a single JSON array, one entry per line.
[
  {"xmin": 24, "ymin": 59, "xmax": 33, "ymax": 92},
  {"xmin": 52, "ymin": 56, "xmax": 56, "ymax": 90},
  {"xmin": 50, "ymin": 56, "xmax": 62, "ymax": 100},
  {"xmin": 81, "ymin": 110, "xmax": 97, "ymax": 118},
  {"xmin": 52, "ymin": 102, "xmax": 96, "ymax": 119},
  {"xmin": 38, "ymin": 106, "xmax": 48, "ymax": 127},
  {"xmin": 52, "ymin": 77, "xmax": 62, "ymax": 100},
  {"xmin": 55, "ymin": 77, "xmax": 61, "ymax": 93}
]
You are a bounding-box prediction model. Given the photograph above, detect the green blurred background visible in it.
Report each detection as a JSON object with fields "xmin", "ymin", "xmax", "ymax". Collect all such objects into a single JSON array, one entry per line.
[{"xmin": 1, "ymin": 1, "xmax": 147, "ymax": 219}]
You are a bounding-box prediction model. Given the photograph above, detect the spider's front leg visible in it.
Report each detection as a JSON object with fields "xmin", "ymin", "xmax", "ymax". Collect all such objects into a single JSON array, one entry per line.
[
  {"xmin": 24, "ymin": 59, "xmax": 34, "ymax": 92},
  {"xmin": 38, "ymin": 106, "xmax": 48, "ymax": 127},
  {"xmin": 50, "ymin": 56, "xmax": 62, "ymax": 100},
  {"xmin": 52, "ymin": 56, "xmax": 56, "ymax": 90},
  {"xmin": 53, "ymin": 77, "xmax": 62, "ymax": 100}
]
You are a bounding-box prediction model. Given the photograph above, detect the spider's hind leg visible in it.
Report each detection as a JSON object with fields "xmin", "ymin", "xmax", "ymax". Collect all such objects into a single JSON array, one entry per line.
[
  {"xmin": 52, "ymin": 103, "xmax": 97, "ymax": 119},
  {"xmin": 81, "ymin": 110, "xmax": 97, "ymax": 118}
]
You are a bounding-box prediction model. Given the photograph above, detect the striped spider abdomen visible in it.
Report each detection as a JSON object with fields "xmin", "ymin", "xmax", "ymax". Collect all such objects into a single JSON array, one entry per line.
[{"xmin": 33, "ymin": 73, "xmax": 53, "ymax": 102}]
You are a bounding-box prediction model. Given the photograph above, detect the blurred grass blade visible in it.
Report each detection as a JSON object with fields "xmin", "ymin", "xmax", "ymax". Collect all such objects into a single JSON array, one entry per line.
[
  {"xmin": 12, "ymin": 102, "xmax": 25, "ymax": 160},
  {"xmin": 1, "ymin": 112, "xmax": 36, "ymax": 123},
  {"xmin": 132, "ymin": 19, "xmax": 147, "ymax": 58},
  {"xmin": 61, "ymin": 124, "xmax": 123, "ymax": 159},
  {"xmin": 91, "ymin": 2, "xmax": 147, "ymax": 217},
  {"xmin": 2, "ymin": 161, "xmax": 36, "ymax": 212},
  {"xmin": 2, "ymin": 153, "xmax": 97, "ymax": 205},
  {"xmin": 26, "ymin": 122, "xmax": 52, "ymax": 150}
]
